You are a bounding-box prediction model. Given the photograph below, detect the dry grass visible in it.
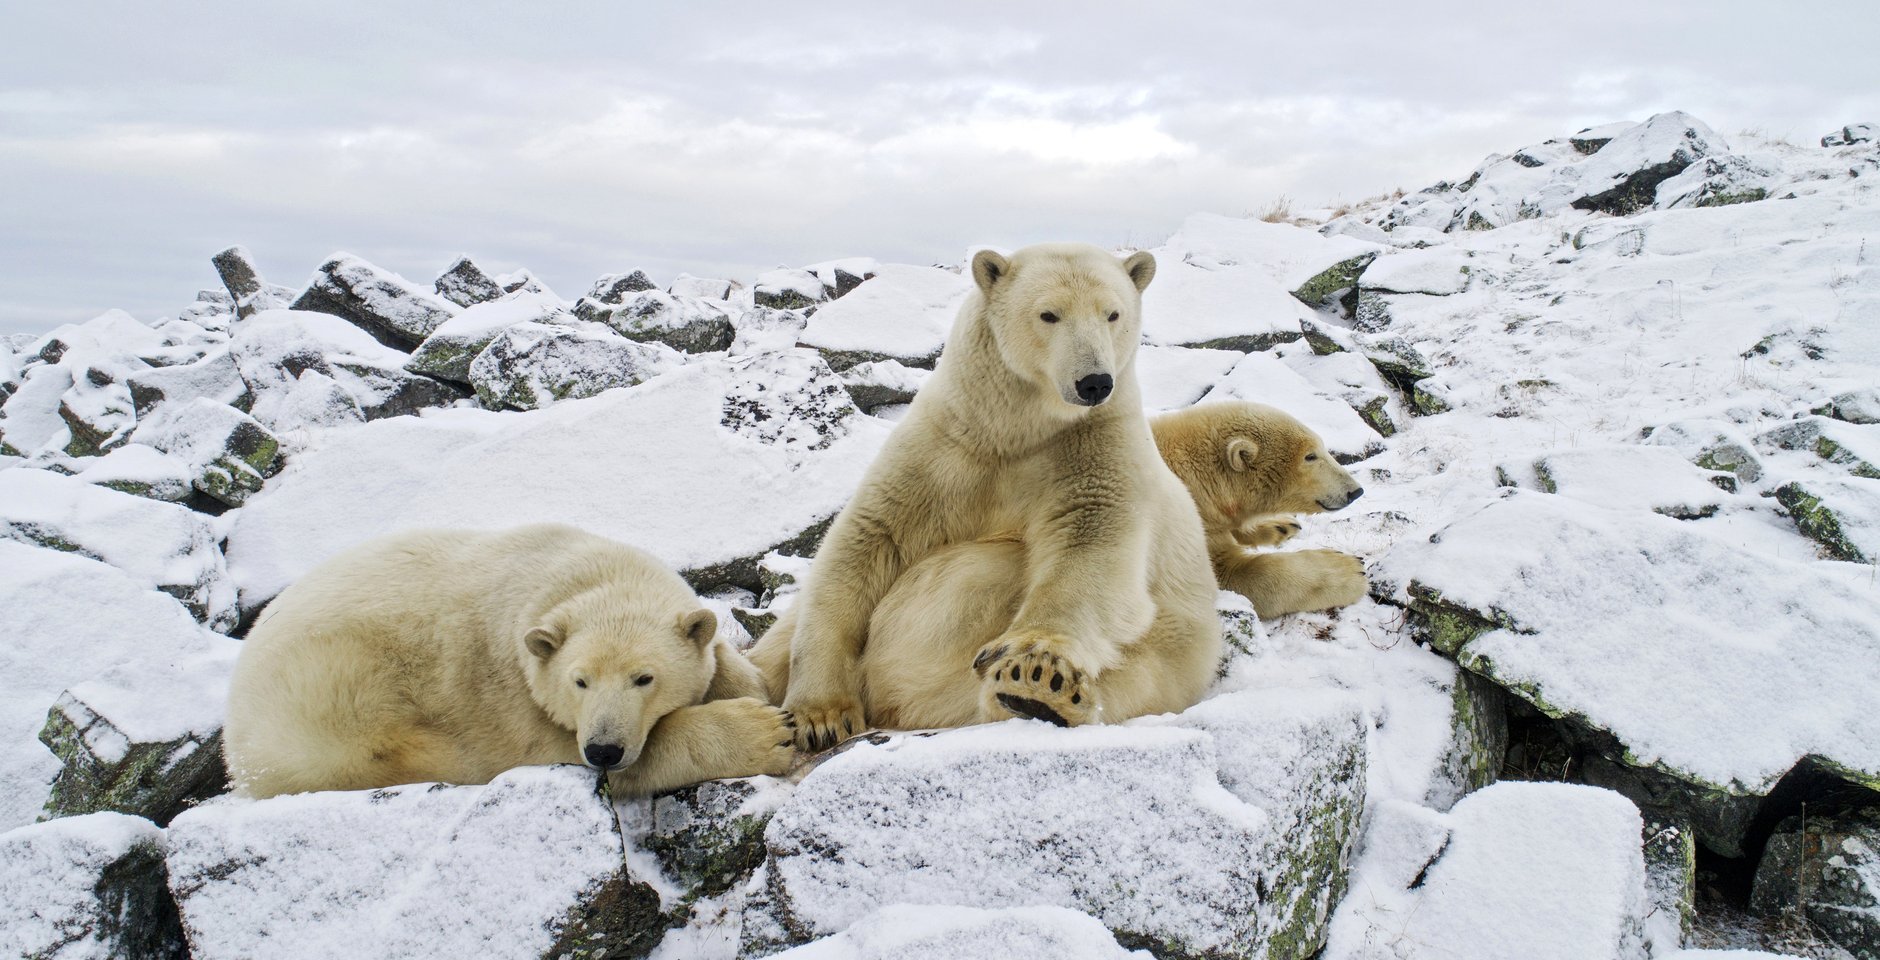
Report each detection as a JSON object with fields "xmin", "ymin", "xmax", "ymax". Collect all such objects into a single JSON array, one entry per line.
[{"xmin": 1257, "ymin": 195, "xmax": 1293, "ymax": 223}]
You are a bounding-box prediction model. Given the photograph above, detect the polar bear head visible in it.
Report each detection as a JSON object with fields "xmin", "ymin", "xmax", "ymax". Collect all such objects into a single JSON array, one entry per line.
[
  {"xmin": 521, "ymin": 591, "xmax": 719, "ymax": 772},
  {"xmin": 1153, "ymin": 400, "xmax": 1365, "ymax": 521},
  {"xmin": 970, "ymin": 243, "xmax": 1156, "ymax": 411}
]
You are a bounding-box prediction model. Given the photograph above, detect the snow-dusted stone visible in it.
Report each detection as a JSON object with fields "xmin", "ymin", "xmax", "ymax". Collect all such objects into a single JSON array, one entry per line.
[
  {"xmin": 129, "ymin": 398, "xmax": 282, "ymax": 507},
  {"xmin": 1381, "ymin": 492, "xmax": 1880, "ymax": 854},
  {"xmin": 1523, "ymin": 445, "xmax": 1737, "ymax": 518},
  {"xmin": 470, "ymin": 320, "xmax": 678, "ymax": 411},
  {"xmin": 74, "ymin": 444, "xmax": 196, "ymax": 502},
  {"xmin": 166, "ymin": 765, "xmax": 664, "ymax": 960},
  {"xmin": 754, "ymin": 268, "xmax": 830, "ymax": 310},
  {"xmin": 39, "ymin": 680, "xmax": 232, "ymax": 825},
  {"xmin": 731, "ymin": 306, "xmax": 811, "ymax": 356},
  {"xmin": 2, "ymin": 362, "xmax": 75, "ymax": 456},
  {"xmin": 1822, "ymin": 123, "xmax": 1878, "ymax": 147},
  {"xmin": 1571, "ymin": 121, "xmax": 1639, "ymax": 154},
  {"xmin": 0, "ymin": 468, "xmax": 237, "ymax": 630},
  {"xmin": 28, "ymin": 310, "xmax": 166, "ymax": 369},
  {"xmin": 1569, "ymin": 111, "xmax": 1721, "ymax": 215},
  {"xmin": 592, "ymin": 289, "xmax": 739, "ymax": 353},
  {"xmin": 224, "ymin": 357, "xmax": 890, "ymax": 609},
  {"xmin": 836, "ymin": 359, "xmax": 928, "ymax": 413},
  {"xmin": 0, "ymin": 542, "xmax": 239, "ymax": 829},
  {"xmin": 635, "ymin": 777, "xmax": 788, "ymax": 903},
  {"xmin": 497, "ymin": 267, "xmax": 555, "ymax": 297},
  {"xmin": 586, "ymin": 269, "xmax": 658, "ymax": 305},
  {"xmin": 56, "ymin": 363, "xmax": 140, "ymax": 456},
  {"xmin": 1281, "ymin": 348, "xmax": 1403, "ymax": 437},
  {"xmin": 1814, "ymin": 419, "xmax": 1880, "ymax": 478},
  {"xmin": 1750, "ymin": 810, "xmax": 1880, "ymax": 957},
  {"xmin": 405, "ymin": 290, "xmax": 569, "ymax": 384},
  {"xmin": 1356, "ymin": 336, "xmax": 1449, "ymax": 415},
  {"xmin": 1656, "ymin": 154, "xmax": 1779, "ymax": 209},
  {"xmin": 754, "ymin": 692, "xmax": 1365, "ymax": 960},
  {"xmin": 125, "ymin": 346, "xmax": 249, "ymax": 418},
  {"xmin": 0, "ymin": 813, "xmax": 183, "ymax": 960},
  {"xmin": 1823, "ymin": 388, "xmax": 1880, "ymax": 425},
  {"xmin": 290, "ymin": 252, "xmax": 461, "ymax": 348},
  {"xmin": 211, "ymin": 246, "xmax": 292, "ymax": 319},
  {"xmin": 1206, "ymin": 352, "xmax": 1386, "ymax": 463},
  {"xmin": 1643, "ymin": 817, "xmax": 1698, "ymax": 950},
  {"xmin": 721, "ymin": 349, "xmax": 857, "ymax": 456},
  {"xmin": 795, "ymin": 264, "xmax": 966, "ymax": 370},
  {"xmin": 1644, "ymin": 419, "xmax": 1764, "ymax": 483},
  {"xmin": 1358, "ymin": 248, "xmax": 1473, "ymax": 297},
  {"xmin": 1144, "ymin": 214, "xmax": 1380, "ymax": 352},
  {"xmin": 670, "ymin": 273, "xmax": 739, "ymax": 301},
  {"xmin": 765, "ymin": 905, "xmax": 1153, "ymax": 960},
  {"xmin": 1775, "ymin": 476, "xmax": 1880, "ymax": 563},
  {"xmin": 432, "ymin": 255, "xmax": 504, "ymax": 307},
  {"xmin": 174, "ymin": 291, "xmax": 236, "ymax": 335},
  {"xmin": 1299, "ymin": 315, "xmax": 1360, "ymax": 356},
  {"xmin": 1291, "ymin": 252, "xmax": 1377, "ymax": 313},
  {"xmin": 232, "ymin": 310, "xmax": 462, "ymax": 434},
  {"xmin": 1322, "ymin": 783, "xmax": 1648, "ymax": 960}
]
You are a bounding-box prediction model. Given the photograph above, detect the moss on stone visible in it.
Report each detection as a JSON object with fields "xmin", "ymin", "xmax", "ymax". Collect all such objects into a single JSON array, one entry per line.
[
  {"xmin": 1694, "ymin": 187, "xmax": 1768, "ymax": 208},
  {"xmin": 1290, "ymin": 254, "xmax": 1377, "ymax": 310},
  {"xmin": 1775, "ymin": 482, "xmax": 1868, "ymax": 562},
  {"xmin": 38, "ymin": 702, "xmax": 227, "ymax": 826}
]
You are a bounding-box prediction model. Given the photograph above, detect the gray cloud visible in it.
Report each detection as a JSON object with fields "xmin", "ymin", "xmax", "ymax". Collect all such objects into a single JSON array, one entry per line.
[{"xmin": 3, "ymin": 0, "xmax": 1874, "ymax": 334}]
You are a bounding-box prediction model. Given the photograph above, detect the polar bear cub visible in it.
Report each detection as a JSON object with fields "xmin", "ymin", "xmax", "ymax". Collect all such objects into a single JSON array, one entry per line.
[
  {"xmin": 750, "ymin": 243, "xmax": 1222, "ymax": 746},
  {"xmin": 223, "ymin": 524, "xmax": 794, "ymax": 798}
]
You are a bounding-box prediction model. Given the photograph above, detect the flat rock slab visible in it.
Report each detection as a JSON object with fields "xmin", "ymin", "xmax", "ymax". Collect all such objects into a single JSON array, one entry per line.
[
  {"xmin": 166, "ymin": 765, "xmax": 661, "ymax": 960},
  {"xmin": 766, "ymin": 904, "xmax": 1153, "ymax": 960},
  {"xmin": 795, "ymin": 264, "xmax": 965, "ymax": 369},
  {"xmin": 0, "ymin": 812, "xmax": 182, "ymax": 960},
  {"xmin": 1143, "ymin": 214, "xmax": 1378, "ymax": 352}
]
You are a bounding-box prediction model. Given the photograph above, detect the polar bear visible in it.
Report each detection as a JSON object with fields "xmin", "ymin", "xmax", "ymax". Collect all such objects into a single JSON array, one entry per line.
[
  {"xmin": 749, "ymin": 243, "xmax": 1222, "ymax": 746},
  {"xmin": 1151, "ymin": 401, "xmax": 1368, "ymax": 617},
  {"xmin": 223, "ymin": 524, "xmax": 794, "ymax": 798}
]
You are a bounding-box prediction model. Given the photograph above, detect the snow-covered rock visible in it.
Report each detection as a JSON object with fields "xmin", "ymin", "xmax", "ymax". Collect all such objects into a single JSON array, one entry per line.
[
  {"xmin": 0, "ymin": 812, "xmax": 182, "ymax": 960},
  {"xmin": 836, "ymin": 358, "xmax": 929, "ymax": 413},
  {"xmin": 211, "ymin": 246, "xmax": 292, "ymax": 319},
  {"xmin": 1775, "ymin": 475, "xmax": 1880, "ymax": 563},
  {"xmin": 1135, "ymin": 344, "xmax": 1245, "ymax": 413},
  {"xmin": 129, "ymin": 398, "xmax": 281, "ymax": 506},
  {"xmin": 0, "ymin": 542, "xmax": 239, "ymax": 829},
  {"xmin": 224, "ymin": 355, "xmax": 890, "ymax": 609},
  {"xmin": 1822, "ymin": 122, "xmax": 1878, "ymax": 148},
  {"xmin": 765, "ymin": 905, "xmax": 1153, "ymax": 960},
  {"xmin": 231, "ymin": 309, "xmax": 462, "ymax": 436},
  {"xmin": 1144, "ymin": 214, "xmax": 1381, "ymax": 351},
  {"xmin": 1750, "ymin": 809, "xmax": 1880, "ymax": 958},
  {"xmin": 405, "ymin": 290, "xmax": 569, "ymax": 384},
  {"xmin": 1280, "ymin": 347, "xmax": 1405, "ymax": 437},
  {"xmin": 795, "ymin": 263, "xmax": 965, "ymax": 369},
  {"xmin": 0, "ymin": 468, "xmax": 237, "ymax": 629},
  {"xmin": 1323, "ymin": 783, "xmax": 1648, "ymax": 960},
  {"xmin": 730, "ymin": 306, "xmax": 810, "ymax": 357},
  {"xmin": 166, "ymin": 765, "xmax": 663, "ymax": 959},
  {"xmin": 290, "ymin": 252, "xmax": 461, "ymax": 348},
  {"xmin": 1520, "ymin": 444, "xmax": 1738, "ymax": 518},
  {"xmin": 633, "ymin": 777, "xmax": 788, "ymax": 904},
  {"xmin": 1568, "ymin": 111, "xmax": 1722, "ymax": 215},
  {"xmin": 73, "ymin": 444, "xmax": 196, "ymax": 502},
  {"xmin": 585, "ymin": 269, "xmax": 658, "ymax": 304},
  {"xmin": 1644, "ymin": 419, "xmax": 1765, "ymax": 484},
  {"xmin": 754, "ymin": 258, "xmax": 879, "ymax": 311},
  {"xmin": 469, "ymin": 319, "xmax": 678, "ymax": 411},
  {"xmin": 1206, "ymin": 351, "xmax": 1386, "ymax": 463},
  {"xmin": 124, "ymin": 346, "xmax": 249, "ymax": 419},
  {"xmin": 1381, "ymin": 492, "xmax": 1880, "ymax": 854},
  {"xmin": 431, "ymin": 255, "xmax": 504, "ymax": 308},
  {"xmin": 1, "ymin": 362, "xmax": 76, "ymax": 456},
  {"xmin": 1359, "ymin": 247, "xmax": 1473, "ymax": 296},
  {"xmin": 753, "ymin": 691, "xmax": 1365, "ymax": 960},
  {"xmin": 592, "ymin": 289, "xmax": 739, "ymax": 353},
  {"xmin": 720, "ymin": 349, "xmax": 858, "ymax": 457},
  {"xmin": 670, "ymin": 273, "xmax": 740, "ymax": 301}
]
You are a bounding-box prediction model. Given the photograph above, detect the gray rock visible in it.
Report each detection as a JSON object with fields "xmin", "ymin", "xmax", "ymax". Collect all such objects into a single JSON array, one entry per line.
[
  {"xmin": 57, "ymin": 365, "xmax": 140, "ymax": 457},
  {"xmin": 1776, "ymin": 478, "xmax": 1880, "ymax": 563},
  {"xmin": 0, "ymin": 812, "xmax": 185, "ymax": 960},
  {"xmin": 39, "ymin": 688, "xmax": 227, "ymax": 825},
  {"xmin": 166, "ymin": 765, "xmax": 664, "ymax": 960},
  {"xmin": 763, "ymin": 904, "xmax": 1152, "ymax": 960},
  {"xmin": 126, "ymin": 348, "xmax": 251, "ymax": 419},
  {"xmin": 669, "ymin": 273, "xmax": 739, "ymax": 301},
  {"xmin": 1359, "ymin": 337, "xmax": 1449, "ymax": 415},
  {"xmin": 731, "ymin": 307, "xmax": 811, "ymax": 357},
  {"xmin": 721, "ymin": 349, "xmax": 857, "ymax": 454},
  {"xmin": 1822, "ymin": 123, "xmax": 1878, "ymax": 147},
  {"xmin": 406, "ymin": 292, "xmax": 569, "ymax": 385},
  {"xmin": 590, "ymin": 290, "xmax": 738, "ymax": 353},
  {"xmin": 680, "ymin": 516, "xmax": 832, "ymax": 597},
  {"xmin": 74, "ymin": 445, "xmax": 197, "ymax": 503},
  {"xmin": 1291, "ymin": 253, "xmax": 1377, "ymax": 315},
  {"xmin": 469, "ymin": 320, "xmax": 676, "ymax": 411},
  {"xmin": 432, "ymin": 255, "xmax": 504, "ymax": 308},
  {"xmin": 837, "ymin": 359, "xmax": 928, "ymax": 413},
  {"xmin": 1644, "ymin": 419, "xmax": 1764, "ymax": 484},
  {"xmin": 639, "ymin": 778, "xmax": 782, "ymax": 904},
  {"xmin": 1569, "ymin": 111, "xmax": 1721, "ymax": 215},
  {"xmin": 1642, "ymin": 816, "xmax": 1697, "ymax": 950},
  {"xmin": 1428, "ymin": 667, "xmax": 1508, "ymax": 810},
  {"xmin": 290, "ymin": 253, "xmax": 460, "ymax": 348},
  {"xmin": 1655, "ymin": 154, "xmax": 1777, "ymax": 209},
  {"xmin": 232, "ymin": 310, "xmax": 465, "ymax": 434},
  {"xmin": 130, "ymin": 398, "xmax": 281, "ymax": 507},
  {"xmin": 211, "ymin": 246, "xmax": 292, "ymax": 320},
  {"xmin": 587, "ymin": 269, "xmax": 657, "ymax": 305},
  {"xmin": 1822, "ymin": 388, "xmax": 1880, "ymax": 425},
  {"xmin": 1751, "ymin": 810, "xmax": 1880, "ymax": 958}
]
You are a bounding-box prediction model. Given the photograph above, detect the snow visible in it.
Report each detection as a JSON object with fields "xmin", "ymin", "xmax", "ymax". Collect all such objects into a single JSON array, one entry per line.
[
  {"xmin": 1135, "ymin": 344, "xmax": 1243, "ymax": 412},
  {"xmin": 796, "ymin": 263, "xmax": 966, "ymax": 360},
  {"xmin": 1, "ymin": 363, "xmax": 75, "ymax": 454},
  {"xmin": 408, "ymin": 289, "xmax": 567, "ymax": 364},
  {"xmin": 166, "ymin": 764, "xmax": 629, "ymax": 959},
  {"xmin": 0, "ymin": 811, "xmax": 167, "ymax": 960},
  {"xmin": 230, "ymin": 309, "xmax": 422, "ymax": 435},
  {"xmin": 225, "ymin": 355, "xmax": 891, "ymax": 608},
  {"xmin": 1324, "ymin": 782, "xmax": 1648, "ymax": 960},
  {"xmin": 670, "ymin": 273, "xmax": 738, "ymax": 301},
  {"xmin": 766, "ymin": 904, "xmax": 1152, "ymax": 960},
  {"xmin": 1378, "ymin": 491, "xmax": 1880, "ymax": 792},
  {"xmin": 0, "ymin": 542, "xmax": 238, "ymax": 830},
  {"xmin": 1142, "ymin": 213, "xmax": 1377, "ymax": 348},
  {"xmin": 1521, "ymin": 444, "xmax": 1739, "ymax": 518},
  {"xmin": 72, "ymin": 443, "xmax": 194, "ymax": 500},
  {"xmin": 1359, "ymin": 247, "xmax": 1473, "ymax": 296},
  {"xmin": 1206, "ymin": 351, "xmax": 1385, "ymax": 461}
]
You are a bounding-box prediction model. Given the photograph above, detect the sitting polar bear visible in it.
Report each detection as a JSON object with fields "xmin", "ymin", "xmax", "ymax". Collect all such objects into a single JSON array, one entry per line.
[
  {"xmin": 1150, "ymin": 401, "xmax": 1369, "ymax": 618},
  {"xmin": 750, "ymin": 243, "xmax": 1223, "ymax": 747},
  {"xmin": 223, "ymin": 524, "xmax": 794, "ymax": 798}
]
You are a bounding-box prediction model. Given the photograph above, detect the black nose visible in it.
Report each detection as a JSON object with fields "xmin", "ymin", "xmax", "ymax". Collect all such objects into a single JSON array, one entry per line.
[
  {"xmin": 1347, "ymin": 486, "xmax": 1364, "ymax": 503},
  {"xmin": 584, "ymin": 743, "xmax": 625, "ymax": 769},
  {"xmin": 1074, "ymin": 373, "xmax": 1114, "ymax": 405}
]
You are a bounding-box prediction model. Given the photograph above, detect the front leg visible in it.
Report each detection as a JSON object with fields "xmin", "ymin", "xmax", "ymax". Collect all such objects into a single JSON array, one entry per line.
[
  {"xmin": 608, "ymin": 698, "xmax": 796, "ymax": 797},
  {"xmin": 1233, "ymin": 515, "xmax": 1303, "ymax": 549},
  {"xmin": 1216, "ymin": 548, "xmax": 1367, "ymax": 618}
]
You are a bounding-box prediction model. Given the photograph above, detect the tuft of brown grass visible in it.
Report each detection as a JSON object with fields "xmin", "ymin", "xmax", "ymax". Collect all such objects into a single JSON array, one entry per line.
[{"xmin": 1257, "ymin": 195, "xmax": 1293, "ymax": 223}]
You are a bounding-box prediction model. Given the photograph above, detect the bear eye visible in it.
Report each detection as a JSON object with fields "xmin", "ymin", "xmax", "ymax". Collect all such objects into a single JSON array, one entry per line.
[
  {"xmin": 1040, "ymin": 311, "xmax": 1059, "ymax": 324},
  {"xmin": 574, "ymin": 678, "xmax": 588, "ymax": 688},
  {"xmin": 1107, "ymin": 311, "xmax": 1119, "ymax": 323},
  {"xmin": 1305, "ymin": 453, "xmax": 1320, "ymax": 462},
  {"xmin": 634, "ymin": 675, "xmax": 654, "ymax": 687}
]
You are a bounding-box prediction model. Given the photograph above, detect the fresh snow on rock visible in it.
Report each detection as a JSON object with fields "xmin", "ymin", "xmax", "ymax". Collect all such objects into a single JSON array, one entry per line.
[
  {"xmin": 796, "ymin": 263, "xmax": 967, "ymax": 367},
  {"xmin": 0, "ymin": 812, "xmax": 179, "ymax": 960},
  {"xmin": 764, "ymin": 904, "xmax": 1153, "ymax": 960}
]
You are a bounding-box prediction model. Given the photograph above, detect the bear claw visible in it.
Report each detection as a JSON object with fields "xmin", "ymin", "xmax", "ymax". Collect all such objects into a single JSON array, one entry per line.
[{"xmin": 977, "ymin": 641, "xmax": 1095, "ymax": 726}]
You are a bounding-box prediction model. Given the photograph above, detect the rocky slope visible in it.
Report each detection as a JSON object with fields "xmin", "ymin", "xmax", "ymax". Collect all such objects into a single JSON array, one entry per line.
[{"xmin": 1, "ymin": 113, "xmax": 1876, "ymax": 960}]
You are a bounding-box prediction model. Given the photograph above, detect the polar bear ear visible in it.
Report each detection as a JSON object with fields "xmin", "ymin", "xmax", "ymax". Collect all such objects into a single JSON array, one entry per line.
[
  {"xmin": 1225, "ymin": 437, "xmax": 1259, "ymax": 472},
  {"xmin": 1122, "ymin": 250, "xmax": 1156, "ymax": 292},
  {"xmin": 524, "ymin": 625, "xmax": 564, "ymax": 660},
  {"xmin": 971, "ymin": 250, "xmax": 1009, "ymax": 293},
  {"xmin": 677, "ymin": 609, "xmax": 718, "ymax": 649}
]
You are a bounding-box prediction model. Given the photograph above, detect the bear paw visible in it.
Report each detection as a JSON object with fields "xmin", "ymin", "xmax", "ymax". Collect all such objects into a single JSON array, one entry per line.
[
  {"xmin": 720, "ymin": 698, "xmax": 799, "ymax": 778},
  {"xmin": 1298, "ymin": 549, "xmax": 1368, "ymax": 610},
  {"xmin": 784, "ymin": 693, "xmax": 867, "ymax": 752},
  {"xmin": 972, "ymin": 635, "xmax": 1096, "ymax": 727},
  {"xmin": 1234, "ymin": 516, "xmax": 1304, "ymax": 549}
]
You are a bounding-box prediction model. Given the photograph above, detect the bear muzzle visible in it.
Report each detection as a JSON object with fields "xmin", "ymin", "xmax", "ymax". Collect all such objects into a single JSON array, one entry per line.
[
  {"xmin": 1071, "ymin": 373, "xmax": 1114, "ymax": 406},
  {"xmin": 1317, "ymin": 486, "xmax": 1364, "ymax": 511},
  {"xmin": 583, "ymin": 742, "xmax": 629, "ymax": 770}
]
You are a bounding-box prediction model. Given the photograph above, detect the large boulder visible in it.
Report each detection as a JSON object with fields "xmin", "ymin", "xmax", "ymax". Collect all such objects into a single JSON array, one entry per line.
[
  {"xmin": 794, "ymin": 264, "xmax": 964, "ymax": 370},
  {"xmin": 1750, "ymin": 809, "xmax": 1880, "ymax": 958},
  {"xmin": 750, "ymin": 689, "xmax": 1366, "ymax": 960},
  {"xmin": 1322, "ymin": 783, "xmax": 1649, "ymax": 960},
  {"xmin": 1380, "ymin": 492, "xmax": 1880, "ymax": 856},
  {"xmin": 0, "ymin": 812, "xmax": 183, "ymax": 960},
  {"xmin": 73, "ymin": 445, "xmax": 197, "ymax": 503},
  {"xmin": 231, "ymin": 310, "xmax": 462, "ymax": 435},
  {"xmin": 1822, "ymin": 123, "xmax": 1878, "ymax": 147},
  {"xmin": 469, "ymin": 320, "xmax": 678, "ymax": 411},
  {"xmin": 0, "ymin": 468, "xmax": 238, "ymax": 629},
  {"xmin": 211, "ymin": 246, "xmax": 293, "ymax": 319},
  {"xmin": 125, "ymin": 347, "xmax": 250, "ymax": 419},
  {"xmin": 590, "ymin": 290, "xmax": 739, "ymax": 354},
  {"xmin": 165, "ymin": 765, "xmax": 663, "ymax": 960},
  {"xmin": 754, "ymin": 258, "xmax": 878, "ymax": 310},
  {"xmin": 290, "ymin": 253, "xmax": 460, "ymax": 348},
  {"xmin": 405, "ymin": 291, "xmax": 569, "ymax": 385},
  {"xmin": 129, "ymin": 398, "xmax": 282, "ymax": 507},
  {"xmin": 0, "ymin": 542, "xmax": 238, "ymax": 830},
  {"xmin": 1568, "ymin": 111, "xmax": 1722, "ymax": 215},
  {"xmin": 431, "ymin": 255, "xmax": 505, "ymax": 308},
  {"xmin": 1, "ymin": 363, "xmax": 76, "ymax": 456},
  {"xmin": 56, "ymin": 364, "xmax": 141, "ymax": 457}
]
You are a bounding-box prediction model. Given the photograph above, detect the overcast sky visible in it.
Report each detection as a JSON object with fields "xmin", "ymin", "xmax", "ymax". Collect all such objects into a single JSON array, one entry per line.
[{"xmin": 3, "ymin": 1, "xmax": 1874, "ymax": 336}]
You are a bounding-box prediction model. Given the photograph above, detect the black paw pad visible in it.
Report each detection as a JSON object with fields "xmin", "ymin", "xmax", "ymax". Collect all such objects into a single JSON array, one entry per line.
[{"xmin": 997, "ymin": 694, "xmax": 1068, "ymax": 727}]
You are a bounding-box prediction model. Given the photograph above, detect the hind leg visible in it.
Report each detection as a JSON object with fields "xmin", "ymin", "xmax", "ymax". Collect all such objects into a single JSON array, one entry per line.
[
  {"xmin": 862, "ymin": 541, "xmax": 1027, "ymax": 730},
  {"xmin": 747, "ymin": 608, "xmax": 796, "ymax": 705}
]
